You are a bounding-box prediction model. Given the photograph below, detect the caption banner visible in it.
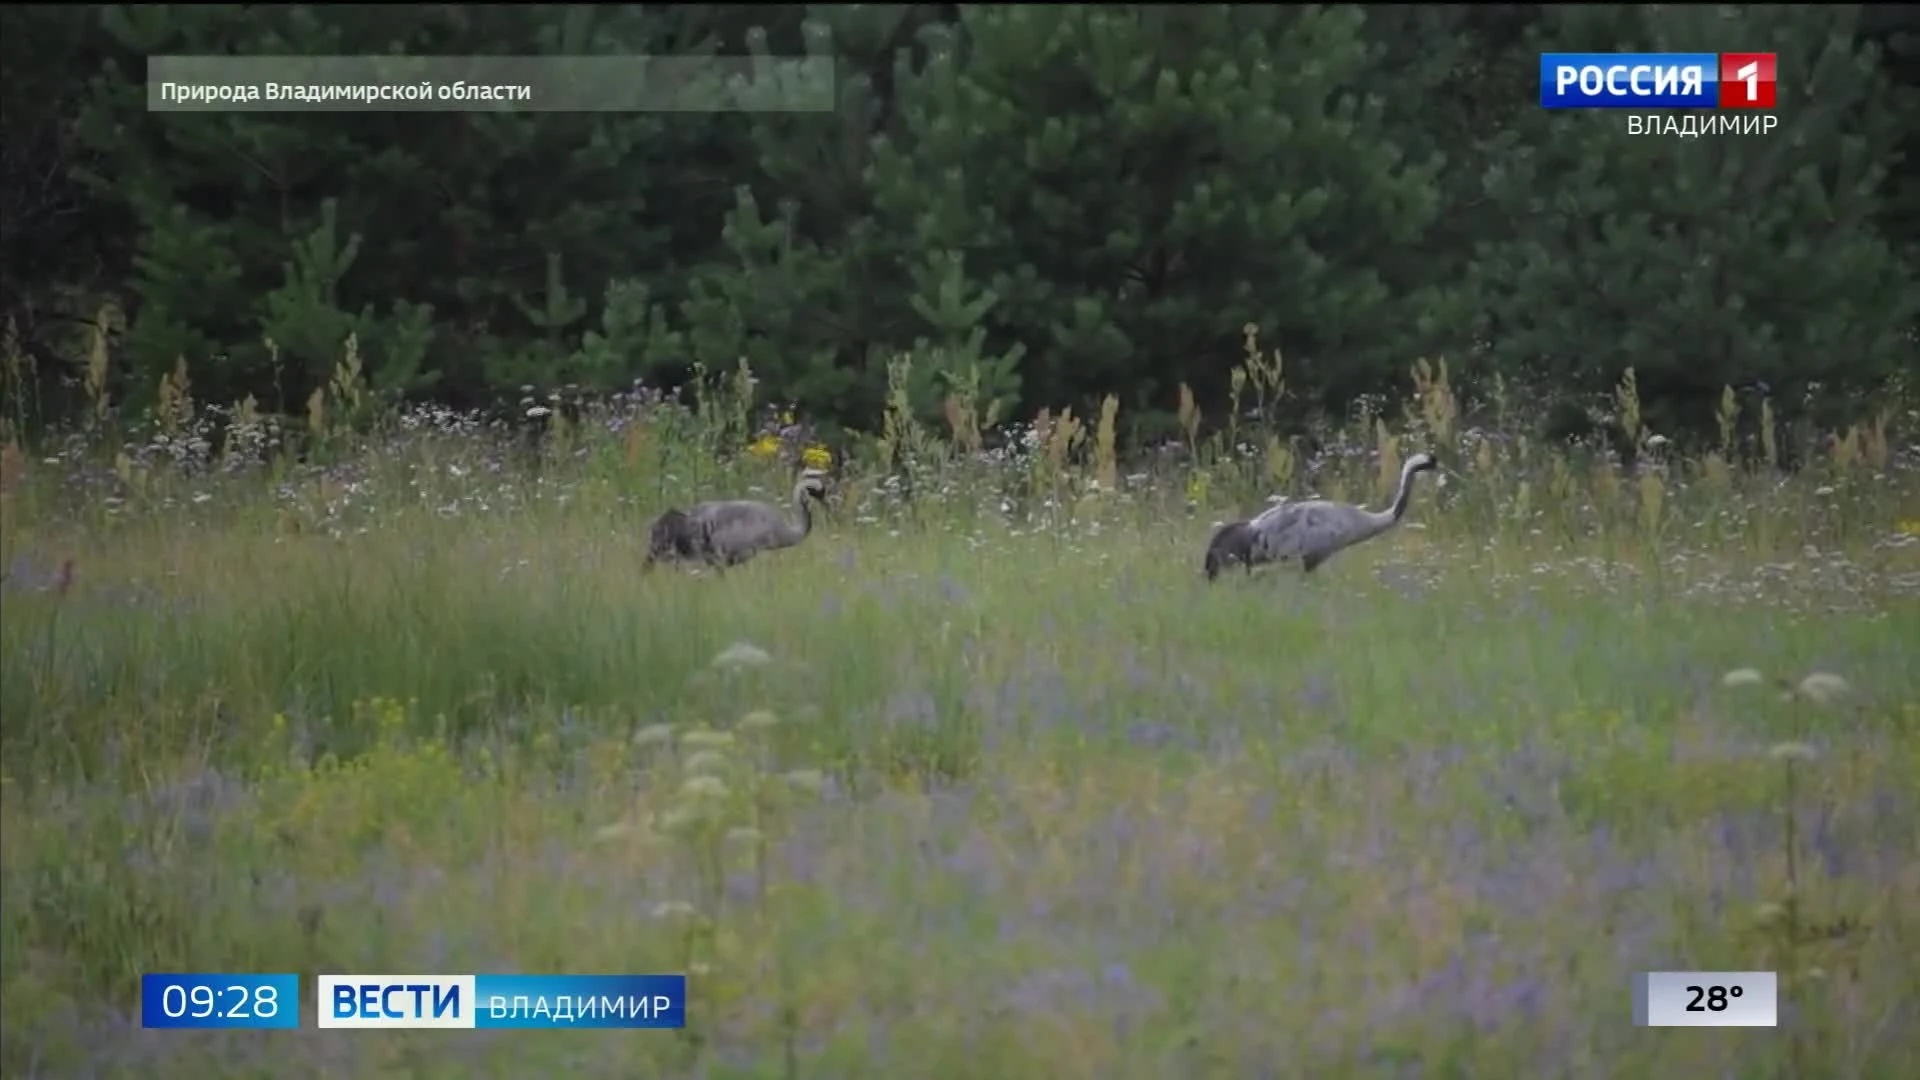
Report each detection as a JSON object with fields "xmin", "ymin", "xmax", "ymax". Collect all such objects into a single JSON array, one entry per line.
[{"xmin": 148, "ymin": 55, "xmax": 836, "ymax": 113}]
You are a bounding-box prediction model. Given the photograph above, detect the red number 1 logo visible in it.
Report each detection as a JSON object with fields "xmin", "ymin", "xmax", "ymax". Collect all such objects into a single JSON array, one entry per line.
[{"xmin": 1718, "ymin": 53, "xmax": 1777, "ymax": 109}]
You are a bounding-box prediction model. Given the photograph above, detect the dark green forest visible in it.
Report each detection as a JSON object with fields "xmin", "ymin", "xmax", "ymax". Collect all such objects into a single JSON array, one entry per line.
[{"xmin": 3, "ymin": 4, "xmax": 1916, "ymax": 450}]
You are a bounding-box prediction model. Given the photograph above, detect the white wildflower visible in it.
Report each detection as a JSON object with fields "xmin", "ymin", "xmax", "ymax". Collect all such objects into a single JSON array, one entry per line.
[
  {"xmin": 739, "ymin": 709, "xmax": 780, "ymax": 732},
  {"xmin": 659, "ymin": 807, "xmax": 700, "ymax": 833},
  {"xmin": 782, "ymin": 769, "xmax": 826, "ymax": 794},
  {"xmin": 712, "ymin": 642, "xmax": 773, "ymax": 669},
  {"xmin": 1768, "ymin": 742, "xmax": 1817, "ymax": 762},
  {"xmin": 1794, "ymin": 672, "xmax": 1850, "ymax": 707},
  {"xmin": 679, "ymin": 775, "xmax": 728, "ymax": 800},
  {"xmin": 632, "ymin": 723, "xmax": 675, "ymax": 747},
  {"xmin": 680, "ymin": 729, "xmax": 736, "ymax": 750},
  {"xmin": 1720, "ymin": 668, "xmax": 1766, "ymax": 689}
]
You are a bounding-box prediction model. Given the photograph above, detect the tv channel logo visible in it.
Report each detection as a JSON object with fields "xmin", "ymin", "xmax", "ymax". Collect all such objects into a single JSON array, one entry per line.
[
  {"xmin": 317, "ymin": 974, "xmax": 685, "ymax": 1030},
  {"xmin": 1716, "ymin": 53, "xmax": 1776, "ymax": 109},
  {"xmin": 1539, "ymin": 53, "xmax": 1775, "ymax": 109}
]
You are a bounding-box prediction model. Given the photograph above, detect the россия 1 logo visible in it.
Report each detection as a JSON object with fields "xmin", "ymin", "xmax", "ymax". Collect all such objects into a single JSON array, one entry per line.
[{"xmin": 1538, "ymin": 52, "xmax": 1778, "ymax": 138}]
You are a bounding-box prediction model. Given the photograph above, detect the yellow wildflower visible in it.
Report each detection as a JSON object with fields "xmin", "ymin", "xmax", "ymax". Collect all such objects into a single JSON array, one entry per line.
[
  {"xmin": 747, "ymin": 434, "xmax": 779, "ymax": 459},
  {"xmin": 1897, "ymin": 519, "xmax": 1920, "ymax": 537},
  {"xmin": 801, "ymin": 444, "xmax": 832, "ymax": 470},
  {"xmin": 1185, "ymin": 471, "xmax": 1209, "ymax": 503}
]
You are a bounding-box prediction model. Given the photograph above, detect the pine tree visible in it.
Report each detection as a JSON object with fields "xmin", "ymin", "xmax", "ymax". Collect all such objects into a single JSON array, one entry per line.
[
  {"xmin": 869, "ymin": 5, "xmax": 1447, "ymax": 420},
  {"xmin": 1466, "ymin": 5, "xmax": 1917, "ymax": 441}
]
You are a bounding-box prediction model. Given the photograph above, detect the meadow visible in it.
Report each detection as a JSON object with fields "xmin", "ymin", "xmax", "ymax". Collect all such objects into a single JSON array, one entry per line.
[{"xmin": 3, "ymin": 340, "xmax": 1918, "ymax": 1078}]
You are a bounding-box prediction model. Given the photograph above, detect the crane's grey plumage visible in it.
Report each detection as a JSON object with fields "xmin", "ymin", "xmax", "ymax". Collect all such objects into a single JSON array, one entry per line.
[
  {"xmin": 1210, "ymin": 452, "xmax": 1438, "ymax": 581},
  {"xmin": 681, "ymin": 468, "xmax": 830, "ymax": 569}
]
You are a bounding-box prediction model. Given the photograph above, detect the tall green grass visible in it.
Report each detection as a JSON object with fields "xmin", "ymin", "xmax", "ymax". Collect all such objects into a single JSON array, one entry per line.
[{"xmin": 2, "ymin": 335, "xmax": 1917, "ymax": 1077}]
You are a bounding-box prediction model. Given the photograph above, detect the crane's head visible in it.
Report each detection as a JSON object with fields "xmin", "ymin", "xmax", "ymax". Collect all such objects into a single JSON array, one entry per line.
[
  {"xmin": 1404, "ymin": 452, "xmax": 1438, "ymax": 475},
  {"xmin": 798, "ymin": 468, "xmax": 830, "ymax": 502},
  {"xmin": 1201, "ymin": 520, "xmax": 1251, "ymax": 581},
  {"xmin": 645, "ymin": 508, "xmax": 695, "ymax": 560}
]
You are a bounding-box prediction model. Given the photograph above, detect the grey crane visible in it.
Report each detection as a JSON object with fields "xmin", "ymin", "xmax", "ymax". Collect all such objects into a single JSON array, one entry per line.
[
  {"xmin": 680, "ymin": 468, "xmax": 830, "ymax": 569},
  {"xmin": 1205, "ymin": 452, "xmax": 1438, "ymax": 581}
]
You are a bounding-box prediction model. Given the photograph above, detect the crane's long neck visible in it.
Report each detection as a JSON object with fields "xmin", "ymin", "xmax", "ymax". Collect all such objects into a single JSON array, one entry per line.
[
  {"xmin": 1348, "ymin": 461, "xmax": 1426, "ymax": 542},
  {"xmin": 1380, "ymin": 461, "xmax": 1424, "ymax": 523},
  {"xmin": 785, "ymin": 484, "xmax": 816, "ymax": 543}
]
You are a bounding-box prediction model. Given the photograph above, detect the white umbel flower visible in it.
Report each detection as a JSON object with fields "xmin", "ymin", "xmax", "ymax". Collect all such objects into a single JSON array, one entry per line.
[
  {"xmin": 1794, "ymin": 672, "xmax": 1851, "ymax": 708},
  {"xmin": 712, "ymin": 642, "xmax": 773, "ymax": 669}
]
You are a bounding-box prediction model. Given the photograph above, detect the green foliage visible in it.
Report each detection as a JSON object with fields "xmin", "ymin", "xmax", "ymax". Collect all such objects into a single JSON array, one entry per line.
[
  {"xmin": 567, "ymin": 279, "xmax": 687, "ymax": 392},
  {"xmin": 4, "ymin": 4, "xmax": 1917, "ymax": 454},
  {"xmin": 678, "ymin": 187, "xmax": 858, "ymax": 418},
  {"xmin": 870, "ymin": 5, "xmax": 1447, "ymax": 415},
  {"xmin": 54, "ymin": 4, "xmax": 715, "ymax": 411},
  {"xmin": 1466, "ymin": 5, "xmax": 1919, "ymax": 438},
  {"xmin": 2, "ymin": 380, "xmax": 1916, "ymax": 1076},
  {"xmin": 901, "ymin": 250, "xmax": 1025, "ymax": 424},
  {"xmin": 5, "ymin": 8, "xmax": 1918, "ymax": 1069},
  {"xmin": 260, "ymin": 199, "xmax": 438, "ymax": 397}
]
